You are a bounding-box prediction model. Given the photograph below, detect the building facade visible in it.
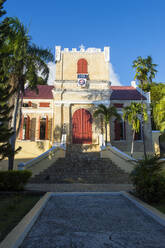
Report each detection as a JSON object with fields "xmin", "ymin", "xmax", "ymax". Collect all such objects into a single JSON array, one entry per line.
[{"xmin": 18, "ymin": 46, "xmax": 153, "ymax": 155}]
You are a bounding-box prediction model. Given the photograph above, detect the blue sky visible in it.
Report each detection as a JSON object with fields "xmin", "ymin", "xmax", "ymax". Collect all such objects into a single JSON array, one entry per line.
[{"xmin": 4, "ymin": 0, "xmax": 165, "ymax": 86}]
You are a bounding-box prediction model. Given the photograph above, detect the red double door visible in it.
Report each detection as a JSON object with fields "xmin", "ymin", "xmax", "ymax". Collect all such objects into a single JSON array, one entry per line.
[{"xmin": 72, "ymin": 109, "xmax": 92, "ymax": 144}]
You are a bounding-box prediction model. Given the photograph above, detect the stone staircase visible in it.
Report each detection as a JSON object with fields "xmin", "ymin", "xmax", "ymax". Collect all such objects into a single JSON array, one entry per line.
[{"xmin": 30, "ymin": 145, "xmax": 131, "ymax": 184}]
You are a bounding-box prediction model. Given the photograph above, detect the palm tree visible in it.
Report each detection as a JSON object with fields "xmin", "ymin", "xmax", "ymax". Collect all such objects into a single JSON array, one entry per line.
[
  {"xmin": 133, "ymin": 56, "xmax": 157, "ymax": 92},
  {"xmin": 153, "ymin": 90, "xmax": 165, "ymax": 132},
  {"xmin": 132, "ymin": 56, "xmax": 157, "ymax": 159},
  {"xmin": 94, "ymin": 104, "xmax": 121, "ymax": 145},
  {"xmin": 123, "ymin": 103, "xmax": 148, "ymax": 157},
  {"xmin": 1, "ymin": 17, "xmax": 54, "ymax": 170}
]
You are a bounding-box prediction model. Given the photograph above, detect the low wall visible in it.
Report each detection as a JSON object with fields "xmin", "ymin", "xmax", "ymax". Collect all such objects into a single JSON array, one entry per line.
[
  {"xmin": 18, "ymin": 146, "xmax": 65, "ymax": 177},
  {"xmin": 101, "ymin": 145, "xmax": 136, "ymax": 173},
  {"xmin": 0, "ymin": 141, "xmax": 52, "ymax": 171},
  {"xmin": 15, "ymin": 140, "xmax": 51, "ymax": 158},
  {"xmin": 125, "ymin": 152, "xmax": 153, "ymax": 160}
]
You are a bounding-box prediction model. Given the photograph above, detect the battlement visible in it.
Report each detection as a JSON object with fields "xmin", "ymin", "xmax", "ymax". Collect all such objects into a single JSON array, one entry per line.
[{"xmin": 55, "ymin": 45, "xmax": 110, "ymax": 62}]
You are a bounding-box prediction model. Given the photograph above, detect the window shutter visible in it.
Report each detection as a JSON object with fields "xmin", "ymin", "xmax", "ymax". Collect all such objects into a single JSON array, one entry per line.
[
  {"xmin": 45, "ymin": 116, "xmax": 48, "ymax": 140},
  {"xmin": 19, "ymin": 115, "xmax": 24, "ymax": 140},
  {"xmin": 77, "ymin": 59, "xmax": 88, "ymax": 73},
  {"xmin": 28, "ymin": 101, "xmax": 32, "ymax": 107},
  {"xmin": 26, "ymin": 116, "xmax": 30, "ymax": 140},
  {"xmin": 38, "ymin": 116, "xmax": 40, "ymax": 139},
  {"xmin": 114, "ymin": 119, "xmax": 120, "ymax": 140},
  {"xmin": 134, "ymin": 132, "xmax": 138, "ymax": 140},
  {"xmin": 124, "ymin": 121, "xmax": 126, "ymax": 140},
  {"xmin": 39, "ymin": 102, "xmax": 50, "ymax": 107}
]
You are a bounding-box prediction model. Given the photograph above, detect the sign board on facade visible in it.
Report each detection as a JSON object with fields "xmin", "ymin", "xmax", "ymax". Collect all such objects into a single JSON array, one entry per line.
[{"xmin": 77, "ymin": 74, "xmax": 88, "ymax": 79}]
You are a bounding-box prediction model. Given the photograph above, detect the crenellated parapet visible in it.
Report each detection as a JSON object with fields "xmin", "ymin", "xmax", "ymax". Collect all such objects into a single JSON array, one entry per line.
[
  {"xmin": 55, "ymin": 46, "xmax": 110, "ymax": 63},
  {"xmin": 55, "ymin": 45, "xmax": 110, "ymax": 81}
]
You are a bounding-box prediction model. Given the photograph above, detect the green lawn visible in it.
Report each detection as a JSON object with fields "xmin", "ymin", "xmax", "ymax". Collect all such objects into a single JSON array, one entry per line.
[
  {"xmin": 0, "ymin": 193, "xmax": 42, "ymax": 242},
  {"xmin": 151, "ymin": 199, "xmax": 165, "ymax": 214}
]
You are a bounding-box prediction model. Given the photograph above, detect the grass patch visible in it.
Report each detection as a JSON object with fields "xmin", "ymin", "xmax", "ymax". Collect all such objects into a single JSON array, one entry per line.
[
  {"xmin": 151, "ymin": 199, "xmax": 165, "ymax": 214},
  {"xmin": 0, "ymin": 192, "xmax": 42, "ymax": 242}
]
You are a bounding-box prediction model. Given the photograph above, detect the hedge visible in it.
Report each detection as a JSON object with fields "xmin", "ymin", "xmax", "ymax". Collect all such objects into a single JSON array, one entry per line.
[{"xmin": 0, "ymin": 170, "xmax": 32, "ymax": 191}]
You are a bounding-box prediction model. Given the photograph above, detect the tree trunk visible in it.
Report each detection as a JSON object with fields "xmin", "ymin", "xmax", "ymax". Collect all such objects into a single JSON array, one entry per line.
[
  {"xmin": 8, "ymin": 89, "xmax": 20, "ymax": 170},
  {"xmin": 131, "ymin": 130, "xmax": 135, "ymax": 157},
  {"xmin": 105, "ymin": 122, "xmax": 107, "ymax": 146},
  {"xmin": 141, "ymin": 111, "xmax": 147, "ymax": 159},
  {"xmin": 140, "ymin": 81, "xmax": 147, "ymax": 159}
]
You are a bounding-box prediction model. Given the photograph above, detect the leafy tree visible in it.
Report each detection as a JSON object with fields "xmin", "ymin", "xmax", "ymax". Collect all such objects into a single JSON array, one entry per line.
[
  {"xmin": 0, "ymin": 0, "xmax": 6, "ymax": 16},
  {"xmin": 0, "ymin": 0, "xmax": 15, "ymax": 161},
  {"xmin": 94, "ymin": 104, "xmax": 121, "ymax": 145},
  {"xmin": 123, "ymin": 102, "xmax": 148, "ymax": 157},
  {"xmin": 152, "ymin": 87, "xmax": 165, "ymax": 132},
  {"xmin": 130, "ymin": 155, "xmax": 165, "ymax": 203},
  {"xmin": 150, "ymin": 82, "xmax": 165, "ymax": 131},
  {"xmin": 133, "ymin": 56, "xmax": 157, "ymax": 92},
  {"xmin": 1, "ymin": 17, "xmax": 54, "ymax": 170},
  {"xmin": 133, "ymin": 56, "xmax": 157, "ymax": 159}
]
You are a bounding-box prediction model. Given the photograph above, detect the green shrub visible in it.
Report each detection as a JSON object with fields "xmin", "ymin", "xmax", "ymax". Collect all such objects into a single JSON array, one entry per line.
[
  {"xmin": 0, "ymin": 170, "xmax": 32, "ymax": 191},
  {"xmin": 130, "ymin": 155, "xmax": 165, "ymax": 203}
]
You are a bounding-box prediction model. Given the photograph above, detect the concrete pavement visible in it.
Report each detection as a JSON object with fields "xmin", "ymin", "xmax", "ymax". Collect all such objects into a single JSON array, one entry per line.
[{"xmin": 20, "ymin": 193, "xmax": 165, "ymax": 248}]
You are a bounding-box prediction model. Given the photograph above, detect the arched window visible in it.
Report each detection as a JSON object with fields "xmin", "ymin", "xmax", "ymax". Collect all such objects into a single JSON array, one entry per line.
[
  {"xmin": 77, "ymin": 58, "xmax": 88, "ymax": 73},
  {"xmin": 39, "ymin": 116, "xmax": 48, "ymax": 140},
  {"xmin": 19, "ymin": 115, "xmax": 30, "ymax": 140},
  {"xmin": 114, "ymin": 119, "xmax": 126, "ymax": 140}
]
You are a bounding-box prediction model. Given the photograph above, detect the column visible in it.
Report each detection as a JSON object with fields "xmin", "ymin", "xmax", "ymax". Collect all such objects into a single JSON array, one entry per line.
[
  {"xmin": 54, "ymin": 103, "xmax": 62, "ymax": 144},
  {"xmin": 63, "ymin": 103, "xmax": 71, "ymax": 144}
]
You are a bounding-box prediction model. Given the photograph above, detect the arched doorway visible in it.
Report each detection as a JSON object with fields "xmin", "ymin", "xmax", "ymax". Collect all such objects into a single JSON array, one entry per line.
[{"xmin": 72, "ymin": 108, "xmax": 92, "ymax": 144}]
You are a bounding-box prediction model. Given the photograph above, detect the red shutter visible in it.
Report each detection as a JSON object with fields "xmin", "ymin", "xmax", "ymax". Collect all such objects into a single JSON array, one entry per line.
[
  {"xmin": 26, "ymin": 116, "xmax": 30, "ymax": 140},
  {"xmin": 77, "ymin": 59, "xmax": 88, "ymax": 73},
  {"xmin": 28, "ymin": 101, "xmax": 32, "ymax": 107},
  {"xmin": 45, "ymin": 116, "xmax": 48, "ymax": 140},
  {"xmin": 114, "ymin": 119, "xmax": 120, "ymax": 140},
  {"xmin": 114, "ymin": 103, "xmax": 123, "ymax": 108},
  {"xmin": 39, "ymin": 102, "xmax": 50, "ymax": 107},
  {"xmin": 124, "ymin": 121, "xmax": 126, "ymax": 140},
  {"xmin": 19, "ymin": 115, "xmax": 24, "ymax": 140},
  {"xmin": 38, "ymin": 116, "xmax": 40, "ymax": 139}
]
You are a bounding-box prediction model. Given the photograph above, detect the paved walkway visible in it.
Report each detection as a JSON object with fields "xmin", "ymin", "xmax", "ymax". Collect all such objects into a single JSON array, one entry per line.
[
  {"xmin": 25, "ymin": 183, "xmax": 133, "ymax": 192},
  {"xmin": 21, "ymin": 193, "xmax": 165, "ymax": 248}
]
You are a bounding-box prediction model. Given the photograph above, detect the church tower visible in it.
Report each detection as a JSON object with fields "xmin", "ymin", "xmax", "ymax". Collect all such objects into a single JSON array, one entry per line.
[{"xmin": 53, "ymin": 45, "xmax": 111, "ymax": 145}]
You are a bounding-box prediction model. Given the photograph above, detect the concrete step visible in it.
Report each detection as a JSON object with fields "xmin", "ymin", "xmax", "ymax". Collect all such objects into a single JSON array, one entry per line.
[{"xmin": 30, "ymin": 155, "xmax": 131, "ymax": 184}]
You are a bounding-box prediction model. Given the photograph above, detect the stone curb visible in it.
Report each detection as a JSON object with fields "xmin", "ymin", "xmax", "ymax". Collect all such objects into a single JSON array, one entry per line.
[
  {"xmin": 123, "ymin": 192, "xmax": 165, "ymax": 227},
  {"xmin": 0, "ymin": 192, "xmax": 51, "ymax": 248},
  {"xmin": 25, "ymin": 183, "xmax": 133, "ymax": 192},
  {"xmin": 1, "ymin": 191, "xmax": 165, "ymax": 248}
]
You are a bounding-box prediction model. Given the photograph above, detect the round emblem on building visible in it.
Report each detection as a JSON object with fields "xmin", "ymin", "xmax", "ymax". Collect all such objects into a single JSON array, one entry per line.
[{"xmin": 78, "ymin": 78, "xmax": 86, "ymax": 87}]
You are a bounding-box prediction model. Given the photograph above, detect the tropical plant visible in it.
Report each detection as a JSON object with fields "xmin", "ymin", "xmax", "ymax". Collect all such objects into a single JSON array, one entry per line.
[
  {"xmin": 1, "ymin": 17, "xmax": 54, "ymax": 170},
  {"xmin": 150, "ymin": 83, "xmax": 165, "ymax": 131},
  {"xmin": 0, "ymin": 170, "xmax": 32, "ymax": 191},
  {"xmin": 130, "ymin": 155, "xmax": 165, "ymax": 203},
  {"xmin": 93, "ymin": 104, "xmax": 121, "ymax": 145},
  {"xmin": 123, "ymin": 102, "xmax": 148, "ymax": 157},
  {"xmin": 0, "ymin": 0, "xmax": 15, "ymax": 161},
  {"xmin": 133, "ymin": 56, "xmax": 157, "ymax": 159},
  {"xmin": 133, "ymin": 56, "xmax": 157, "ymax": 92}
]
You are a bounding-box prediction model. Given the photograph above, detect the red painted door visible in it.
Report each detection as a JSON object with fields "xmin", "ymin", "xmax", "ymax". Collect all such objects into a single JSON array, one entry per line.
[{"xmin": 72, "ymin": 109, "xmax": 92, "ymax": 144}]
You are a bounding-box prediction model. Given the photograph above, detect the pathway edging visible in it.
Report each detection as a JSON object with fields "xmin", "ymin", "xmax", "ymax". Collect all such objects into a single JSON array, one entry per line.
[{"xmin": 1, "ymin": 192, "xmax": 165, "ymax": 248}]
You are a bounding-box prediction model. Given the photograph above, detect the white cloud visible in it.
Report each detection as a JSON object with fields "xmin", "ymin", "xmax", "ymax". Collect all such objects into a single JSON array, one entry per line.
[
  {"xmin": 109, "ymin": 63, "xmax": 122, "ymax": 86},
  {"xmin": 47, "ymin": 62, "xmax": 56, "ymax": 85}
]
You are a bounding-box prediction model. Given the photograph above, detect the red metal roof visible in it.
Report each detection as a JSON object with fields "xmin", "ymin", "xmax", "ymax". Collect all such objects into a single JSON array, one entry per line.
[
  {"xmin": 110, "ymin": 86, "xmax": 146, "ymax": 100},
  {"xmin": 23, "ymin": 85, "xmax": 146, "ymax": 101},
  {"xmin": 23, "ymin": 85, "xmax": 54, "ymax": 99}
]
